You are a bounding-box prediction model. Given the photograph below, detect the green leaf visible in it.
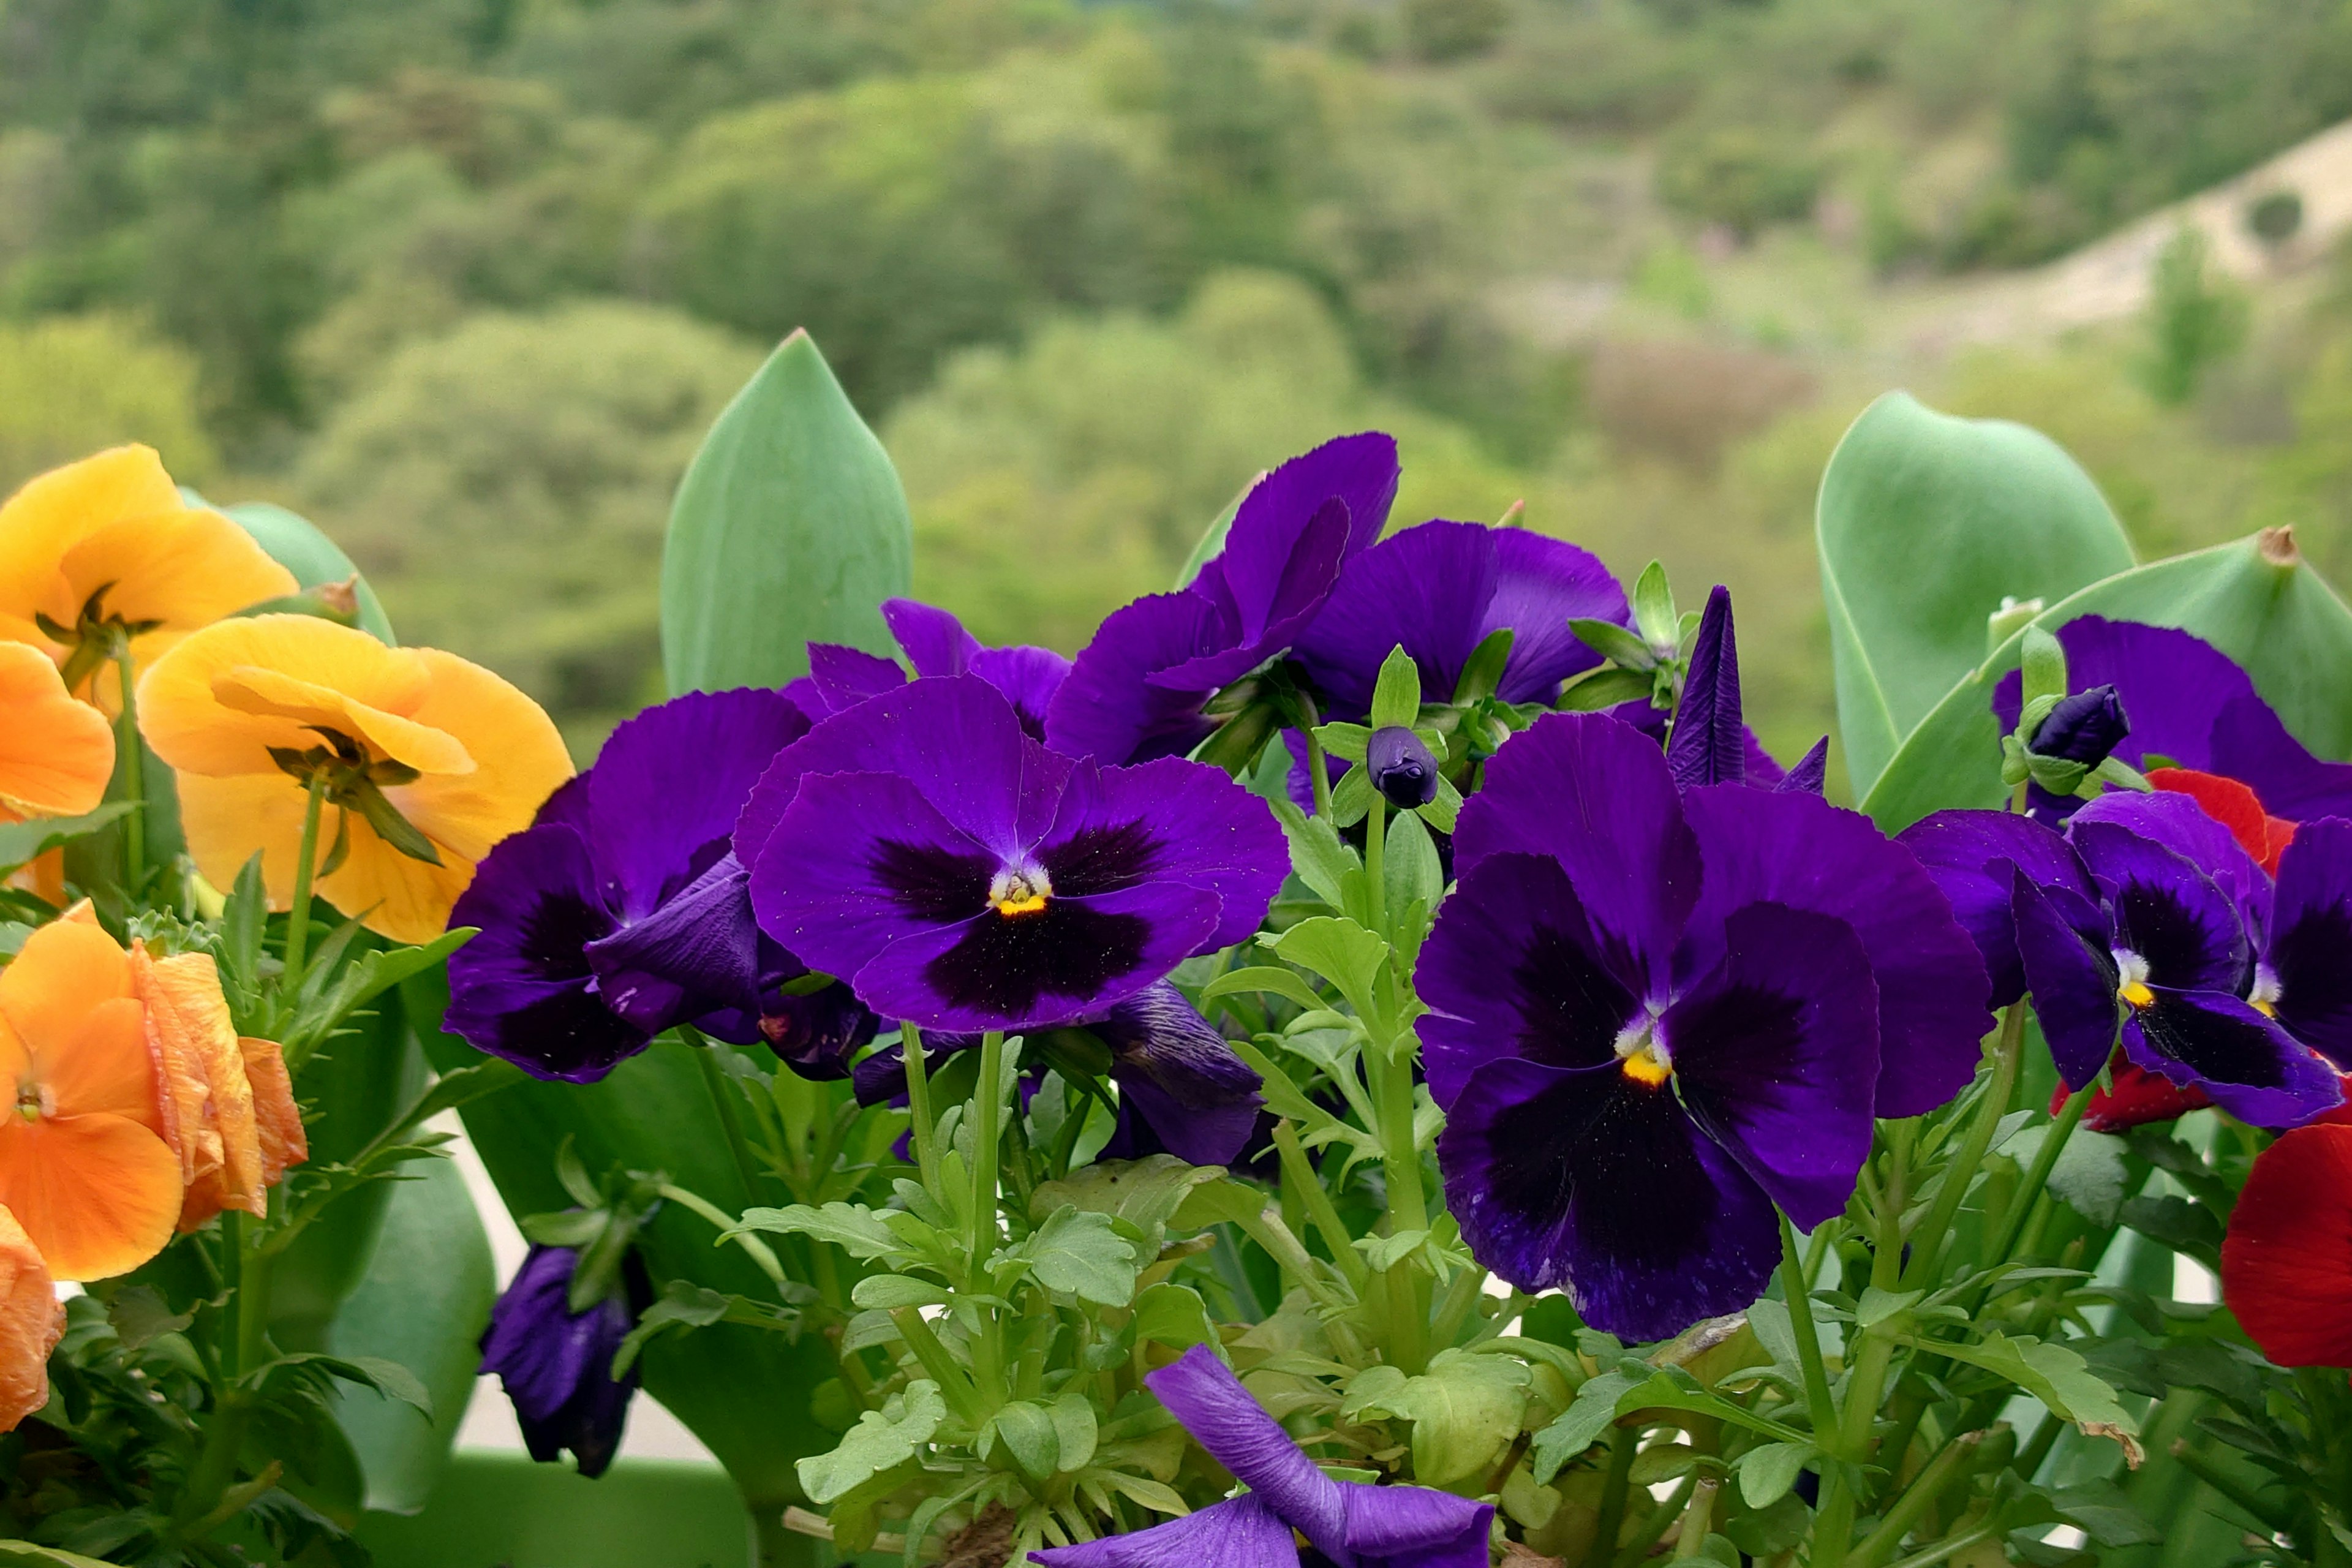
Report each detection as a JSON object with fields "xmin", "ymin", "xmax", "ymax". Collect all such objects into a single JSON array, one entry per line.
[
  {"xmin": 1861, "ymin": 531, "xmax": 2352, "ymax": 829},
  {"xmin": 1370, "ymin": 647, "xmax": 1423, "ymax": 729},
  {"xmin": 1268, "ymin": 917, "xmax": 1389, "ymax": 1027},
  {"xmin": 1631, "ymin": 560, "xmax": 1678, "ymax": 651},
  {"xmin": 1050, "ymin": 1392, "xmax": 1099, "ymax": 1472},
  {"xmin": 1019, "ymin": 1205, "xmax": 1140, "ymax": 1305},
  {"xmin": 0, "ymin": 1544, "xmax": 127, "ymax": 1566},
  {"xmin": 850, "ymin": 1273, "xmax": 953, "ymax": 1310},
  {"xmin": 1531, "ymin": 1369, "xmax": 1639, "ymax": 1482},
  {"xmin": 662, "ymin": 328, "xmax": 912, "ymax": 694},
  {"xmin": 796, "ymin": 1381, "xmax": 946, "ymax": 1505},
  {"xmin": 1736, "ymin": 1441, "xmax": 1817, "ymax": 1508},
  {"xmin": 250, "ymin": 1352, "xmax": 434, "ymax": 1417},
  {"xmin": 1452, "ymin": 628, "xmax": 1515, "ymax": 705},
  {"xmin": 216, "ymin": 497, "xmax": 399, "ymax": 643},
  {"xmin": 1270, "ymin": 798, "xmax": 1362, "ymax": 910},
  {"xmin": 1382, "ymin": 810, "xmax": 1444, "ymax": 919},
  {"xmin": 1131, "ymin": 1283, "xmax": 1219, "ymax": 1354},
  {"xmin": 612, "ymin": 1281, "xmax": 736, "ymax": 1378},
  {"xmin": 1558, "ymin": 666, "xmax": 1656, "ymax": 712},
  {"xmin": 1816, "ymin": 393, "xmax": 2136, "ymax": 799},
  {"xmin": 1200, "ymin": 965, "xmax": 1324, "ymax": 1012},
  {"xmin": 0, "ymin": 804, "xmax": 137, "ymax": 875},
  {"xmin": 733, "ymin": 1200, "xmax": 912, "ymax": 1263},
  {"xmin": 1169, "ymin": 1171, "xmax": 1270, "ymax": 1232},
  {"xmin": 1176, "ymin": 474, "xmax": 1254, "ymax": 589},
  {"xmin": 2019, "ymin": 625, "xmax": 2068, "ymax": 712},
  {"xmin": 1929, "ymin": 1331, "xmax": 2139, "ymax": 1446},
  {"xmin": 988, "ymin": 1400, "xmax": 1061, "ymax": 1483},
  {"xmin": 1032, "ymin": 1155, "xmax": 1228, "ymax": 1242},
  {"xmin": 1381, "ymin": 1349, "xmax": 1531, "ymax": 1487}
]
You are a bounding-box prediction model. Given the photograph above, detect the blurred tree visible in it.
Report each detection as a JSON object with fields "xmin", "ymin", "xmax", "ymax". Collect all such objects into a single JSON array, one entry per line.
[
  {"xmin": 294, "ymin": 301, "xmax": 758, "ymax": 750},
  {"xmin": 2138, "ymin": 227, "xmax": 2248, "ymax": 407},
  {"xmin": 0, "ymin": 314, "xmax": 216, "ymax": 494}
]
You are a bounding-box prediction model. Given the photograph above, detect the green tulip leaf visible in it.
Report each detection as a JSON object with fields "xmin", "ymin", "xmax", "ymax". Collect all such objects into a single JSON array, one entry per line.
[
  {"xmin": 1817, "ymin": 393, "xmax": 2135, "ymax": 797},
  {"xmin": 213, "ymin": 497, "xmax": 399, "ymax": 645},
  {"xmin": 662, "ymin": 328, "xmax": 911, "ymax": 693}
]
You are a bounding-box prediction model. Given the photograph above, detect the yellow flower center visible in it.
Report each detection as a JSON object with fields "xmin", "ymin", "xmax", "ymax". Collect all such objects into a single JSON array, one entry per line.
[
  {"xmin": 990, "ymin": 867, "xmax": 1052, "ymax": 919},
  {"xmin": 2114, "ymin": 949, "xmax": 2155, "ymax": 1010},
  {"xmin": 1614, "ymin": 1016, "xmax": 1672, "ymax": 1088}
]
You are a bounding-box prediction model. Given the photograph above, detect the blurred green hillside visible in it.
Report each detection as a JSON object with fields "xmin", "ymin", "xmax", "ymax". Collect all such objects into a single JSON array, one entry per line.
[{"xmin": 7, "ymin": 0, "xmax": 2352, "ymax": 772}]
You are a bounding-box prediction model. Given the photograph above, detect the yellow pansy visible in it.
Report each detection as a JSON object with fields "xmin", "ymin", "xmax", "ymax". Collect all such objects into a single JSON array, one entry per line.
[
  {"xmin": 0, "ymin": 446, "xmax": 296, "ymax": 706},
  {"xmin": 138, "ymin": 615, "xmax": 573, "ymax": 944}
]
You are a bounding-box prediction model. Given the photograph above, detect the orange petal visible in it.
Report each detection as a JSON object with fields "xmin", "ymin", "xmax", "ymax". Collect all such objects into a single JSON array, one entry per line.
[
  {"xmin": 42, "ymin": 997, "xmax": 162, "ymax": 1131},
  {"xmin": 137, "ymin": 616, "xmax": 434, "ymax": 778},
  {"xmin": 241, "ymin": 1037, "xmax": 306, "ymax": 1185},
  {"xmin": 0, "ymin": 447, "xmax": 185, "ymax": 644},
  {"xmin": 4, "ymin": 850, "xmax": 68, "ymax": 907},
  {"xmin": 0, "ymin": 642, "xmax": 112, "ymax": 818},
  {"xmin": 175, "ymin": 772, "xmax": 314, "ymax": 912},
  {"xmin": 0, "ymin": 1206, "xmax": 61, "ymax": 1431},
  {"xmin": 132, "ymin": 945, "xmax": 260, "ymax": 1222},
  {"xmin": 61, "ymin": 507, "xmax": 295, "ymax": 637},
  {"xmin": 0, "ymin": 1114, "xmax": 181, "ymax": 1281},
  {"xmin": 0, "ymin": 919, "xmax": 130, "ymax": 1073}
]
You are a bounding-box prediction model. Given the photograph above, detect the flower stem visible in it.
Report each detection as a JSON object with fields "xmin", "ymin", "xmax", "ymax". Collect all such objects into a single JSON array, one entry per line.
[
  {"xmin": 1364, "ymin": 794, "xmax": 1387, "ymax": 936},
  {"xmin": 1777, "ymin": 1210, "xmax": 1836, "ymax": 1448},
  {"xmin": 656, "ymin": 1182, "xmax": 791, "ymax": 1293},
  {"xmin": 683, "ymin": 1025, "xmax": 767, "ymax": 1206},
  {"xmin": 1853, "ymin": 1431, "xmax": 1982, "ymax": 1567},
  {"xmin": 1305, "ymin": 721, "xmax": 1334, "ymax": 821},
  {"xmin": 1901, "ymin": 1003, "xmax": 2026, "ymax": 1292},
  {"xmin": 1591, "ymin": 1425, "xmax": 1637, "ymax": 1566},
  {"xmin": 1272, "ymin": 1120, "xmax": 1366, "ymax": 1289},
  {"xmin": 901, "ymin": 1023, "xmax": 937, "ymax": 1186},
  {"xmin": 112, "ymin": 636, "xmax": 145, "ymax": 892},
  {"xmin": 1669, "ymin": 1476, "xmax": 1719, "ymax": 1561},
  {"xmin": 969, "ymin": 1030, "xmax": 1006, "ymax": 1276},
  {"xmin": 282, "ymin": 771, "xmax": 328, "ymax": 997},
  {"xmin": 1985, "ymin": 1080, "xmax": 2093, "ymax": 1268}
]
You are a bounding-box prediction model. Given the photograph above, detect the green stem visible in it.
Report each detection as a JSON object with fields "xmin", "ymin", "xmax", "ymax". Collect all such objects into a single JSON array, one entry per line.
[
  {"xmin": 1901, "ymin": 1003, "xmax": 2027, "ymax": 1292},
  {"xmin": 888, "ymin": 1306, "xmax": 987, "ymax": 1428},
  {"xmin": 1852, "ymin": 1431, "xmax": 1981, "ymax": 1567},
  {"xmin": 1872, "ymin": 1122, "xmax": 1913, "ymax": 1292},
  {"xmin": 1427, "ymin": 1264, "xmax": 1486, "ymax": 1349},
  {"xmin": 113, "ymin": 636, "xmax": 145, "ymax": 892},
  {"xmin": 1777, "ymin": 1212, "xmax": 1836, "ymax": 1445},
  {"xmin": 1272, "ymin": 1120, "xmax": 1366, "ymax": 1289},
  {"xmin": 1367, "ymin": 1036, "xmax": 1429, "ymax": 1373},
  {"xmin": 2169, "ymin": 1439, "xmax": 2293, "ymax": 1535},
  {"xmin": 1591, "ymin": 1425, "xmax": 1637, "ymax": 1566},
  {"xmin": 1985, "ymin": 1082, "xmax": 2093, "ymax": 1267},
  {"xmin": 1364, "ymin": 794, "xmax": 1387, "ymax": 937},
  {"xmin": 282, "ymin": 771, "xmax": 327, "ymax": 997},
  {"xmin": 902, "ymin": 1022, "xmax": 938, "ymax": 1186},
  {"xmin": 1305, "ymin": 723, "xmax": 1335, "ymax": 822},
  {"xmin": 1614, "ymin": 1472, "xmax": 1695, "ymax": 1566},
  {"xmin": 1882, "ymin": 1525, "xmax": 1997, "ymax": 1568},
  {"xmin": 684, "ymin": 1027, "xmax": 767, "ymax": 1205},
  {"xmin": 656, "ymin": 1183, "xmax": 793, "ymax": 1294},
  {"xmin": 970, "ymin": 1031, "xmax": 1006, "ymax": 1276},
  {"xmin": 1669, "ymin": 1476, "xmax": 1719, "ymax": 1561}
]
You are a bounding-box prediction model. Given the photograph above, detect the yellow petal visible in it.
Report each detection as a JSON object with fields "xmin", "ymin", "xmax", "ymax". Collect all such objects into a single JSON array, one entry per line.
[
  {"xmin": 0, "ymin": 447, "xmax": 184, "ymax": 643},
  {"xmin": 314, "ymin": 816, "xmax": 481, "ymax": 946},
  {"xmin": 175, "ymin": 772, "xmax": 312, "ymax": 910},
  {"xmin": 211, "ymin": 664, "xmax": 475, "ymax": 777},
  {"xmin": 0, "ymin": 641, "xmax": 112, "ymax": 818},
  {"xmin": 141, "ymin": 616, "xmax": 437, "ymax": 777},
  {"xmin": 0, "ymin": 1206, "xmax": 60, "ymax": 1432},
  {"xmin": 394, "ymin": 647, "xmax": 573, "ymax": 865},
  {"xmin": 60, "ymin": 507, "xmax": 296, "ymax": 637},
  {"xmin": 0, "ymin": 1114, "xmax": 181, "ymax": 1281}
]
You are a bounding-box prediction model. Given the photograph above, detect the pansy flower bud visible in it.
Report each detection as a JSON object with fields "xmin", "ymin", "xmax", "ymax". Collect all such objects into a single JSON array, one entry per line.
[
  {"xmin": 2030, "ymin": 684, "xmax": 2128, "ymax": 767},
  {"xmin": 479, "ymin": 1245, "xmax": 645, "ymax": 1479},
  {"xmin": 1366, "ymin": 726, "xmax": 1438, "ymax": 809}
]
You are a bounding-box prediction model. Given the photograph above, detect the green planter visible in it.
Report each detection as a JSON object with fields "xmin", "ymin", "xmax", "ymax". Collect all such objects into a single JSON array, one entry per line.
[{"xmin": 356, "ymin": 1455, "xmax": 755, "ymax": 1568}]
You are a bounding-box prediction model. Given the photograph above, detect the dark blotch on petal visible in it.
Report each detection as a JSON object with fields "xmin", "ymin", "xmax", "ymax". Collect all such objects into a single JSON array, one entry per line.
[
  {"xmin": 1368, "ymin": 726, "xmax": 1439, "ymax": 809},
  {"xmin": 1095, "ymin": 982, "xmax": 1264, "ymax": 1167},
  {"xmin": 922, "ymin": 903, "xmax": 1154, "ymax": 1018},
  {"xmin": 2137, "ymin": 991, "xmax": 2290, "ymax": 1090},
  {"xmin": 1041, "ymin": 820, "xmax": 1163, "ymax": 897},
  {"xmin": 871, "ymin": 839, "xmax": 994, "ymax": 922}
]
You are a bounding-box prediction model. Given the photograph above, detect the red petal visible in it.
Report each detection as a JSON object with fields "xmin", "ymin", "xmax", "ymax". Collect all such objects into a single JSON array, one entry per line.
[
  {"xmin": 2223, "ymin": 1124, "xmax": 2352, "ymax": 1366},
  {"xmin": 2052, "ymin": 1057, "xmax": 2212, "ymax": 1132}
]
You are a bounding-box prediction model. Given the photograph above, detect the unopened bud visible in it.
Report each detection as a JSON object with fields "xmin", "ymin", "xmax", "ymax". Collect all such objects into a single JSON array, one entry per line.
[
  {"xmin": 1368, "ymin": 726, "xmax": 1439, "ymax": 809},
  {"xmin": 2031, "ymin": 684, "xmax": 2129, "ymax": 767}
]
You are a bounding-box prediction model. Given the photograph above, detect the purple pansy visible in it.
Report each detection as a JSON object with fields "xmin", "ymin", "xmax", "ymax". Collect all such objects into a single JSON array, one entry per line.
[
  {"xmin": 446, "ymin": 689, "xmax": 861, "ymax": 1082},
  {"xmin": 789, "ymin": 597, "xmax": 1072, "ymax": 741},
  {"xmin": 1992, "ymin": 617, "xmax": 2352, "ymax": 824},
  {"xmin": 1292, "ymin": 519, "xmax": 1626, "ymax": 718},
  {"xmin": 1610, "ymin": 586, "xmax": 1826, "ymax": 796},
  {"xmin": 738, "ymin": 677, "xmax": 1288, "ymax": 1034},
  {"xmin": 1901, "ymin": 796, "xmax": 2347, "ymax": 1126},
  {"xmin": 1031, "ymin": 1345, "xmax": 1491, "ymax": 1568},
  {"xmin": 1418, "ymin": 712, "xmax": 1989, "ymax": 1339},
  {"xmin": 1045, "ymin": 434, "xmax": 1400, "ymax": 764},
  {"xmin": 479, "ymin": 1245, "xmax": 643, "ymax": 1479}
]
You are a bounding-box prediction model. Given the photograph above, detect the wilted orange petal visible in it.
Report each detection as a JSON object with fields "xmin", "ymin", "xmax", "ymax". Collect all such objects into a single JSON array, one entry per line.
[
  {"xmin": 0, "ymin": 1207, "xmax": 61, "ymax": 1431},
  {"xmin": 241, "ymin": 1037, "xmax": 306, "ymax": 1185},
  {"xmin": 0, "ymin": 643, "xmax": 113, "ymax": 821},
  {"xmin": 132, "ymin": 946, "xmax": 261, "ymax": 1224},
  {"xmin": 138, "ymin": 616, "xmax": 434, "ymax": 779},
  {"xmin": 0, "ymin": 1114, "xmax": 181, "ymax": 1281},
  {"xmin": 0, "ymin": 920, "xmax": 130, "ymax": 1072}
]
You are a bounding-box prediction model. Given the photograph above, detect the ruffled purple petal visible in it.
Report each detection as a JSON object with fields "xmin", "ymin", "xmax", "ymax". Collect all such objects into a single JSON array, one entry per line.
[
  {"xmin": 2270, "ymin": 818, "xmax": 2352, "ymax": 1067},
  {"xmin": 1414, "ymin": 851, "xmax": 1643, "ymax": 1110},
  {"xmin": 1899, "ymin": 809, "xmax": 2097, "ymax": 1009},
  {"xmin": 582, "ymin": 850, "xmax": 763, "ymax": 1036},
  {"xmin": 1030, "ymin": 1494, "xmax": 1297, "ymax": 1568},
  {"xmin": 2123, "ymin": 987, "xmax": 2342, "ymax": 1128},
  {"xmin": 2071, "ymin": 789, "xmax": 2272, "ymax": 942},
  {"xmin": 584, "ymin": 688, "xmax": 810, "ymax": 922},
  {"xmin": 445, "ymin": 823, "xmax": 649, "ymax": 1082},
  {"xmin": 1096, "ymin": 982, "xmax": 1263, "ymax": 1167},
  {"xmin": 2208, "ymin": 694, "xmax": 2352, "ymax": 823},
  {"xmin": 1437, "ymin": 1055, "xmax": 1781, "ymax": 1341},
  {"xmin": 478, "ymin": 1245, "xmax": 640, "ymax": 1479},
  {"xmin": 2010, "ymin": 867, "xmax": 2122, "ymax": 1090},
  {"xmin": 533, "ymin": 772, "xmax": 595, "ymax": 835},
  {"xmin": 1453, "ymin": 713, "xmax": 1700, "ymax": 1002},
  {"xmin": 881, "ymin": 599, "xmax": 1072, "ymax": 741},
  {"xmin": 1665, "ymin": 903, "xmax": 1879, "ymax": 1228},
  {"xmin": 2069, "ymin": 821, "xmax": 2252, "ymax": 995},
  {"xmin": 970, "ymin": 644, "xmax": 1074, "ymax": 742},
  {"xmin": 1042, "ymin": 756, "xmax": 1287, "ymax": 952},
  {"xmin": 1667, "ymin": 587, "xmax": 1749, "ymax": 790},
  {"xmin": 1145, "ymin": 1346, "xmax": 1346, "ymax": 1546},
  {"xmin": 1338, "ymin": 1483, "xmax": 1495, "ymax": 1568},
  {"xmin": 1045, "ymin": 592, "xmax": 1229, "ymax": 766},
  {"xmin": 1163, "ymin": 497, "xmax": 1351, "ymax": 691},
  {"xmin": 1776, "ymin": 737, "xmax": 1830, "ymax": 796},
  {"xmin": 807, "ymin": 642, "xmax": 909, "ymax": 715},
  {"xmin": 1483, "ymin": 530, "xmax": 1626, "ymax": 704},
  {"xmin": 883, "ymin": 598, "xmax": 983, "ymax": 677},
  {"xmin": 1678, "ymin": 785, "xmax": 1992, "ymax": 1118}
]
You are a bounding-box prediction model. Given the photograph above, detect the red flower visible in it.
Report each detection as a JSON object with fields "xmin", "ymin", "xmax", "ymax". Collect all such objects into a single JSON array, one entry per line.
[
  {"xmin": 2052, "ymin": 1054, "xmax": 2213, "ymax": 1132},
  {"xmin": 2221, "ymin": 1124, "xmax": 2352, "ymax": 1367},
  {"xmin": 2148, "ymin": 767, "xmax": 2296, "ymax": 874}
]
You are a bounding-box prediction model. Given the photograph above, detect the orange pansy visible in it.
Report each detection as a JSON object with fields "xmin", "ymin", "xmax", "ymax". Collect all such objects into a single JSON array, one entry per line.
[
  {"xmin": 0, "ymin": 640, "xmax": 113, "ymax": 823},
  {"xmin": 138, "ymin": 615, "xmax": 573, "ymax": 944},
  {"xmin": 0, "ymin": 446, "xmax": 296, "ymax": 707},
  {"xmin": 0, "ymin": 917, "xmax": 181, "ymax": 1281},
  {"xmin": 0, "ymin": 1206, "xmax": 62, "ymax": 1432},
  {"xmin": 129, "ymin": 942, "xmax": 293, "ymax": 1231}
]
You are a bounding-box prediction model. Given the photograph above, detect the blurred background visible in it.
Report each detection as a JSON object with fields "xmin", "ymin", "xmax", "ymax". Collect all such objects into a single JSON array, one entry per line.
[{"xmin": 7, "ymin": 0, "xmax": 2352, "ymax": 787}]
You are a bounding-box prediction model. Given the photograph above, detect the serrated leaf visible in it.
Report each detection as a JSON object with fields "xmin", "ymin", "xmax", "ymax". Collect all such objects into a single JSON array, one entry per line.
[
  {"xmin": 1033, "ymin": 1155, "xmax": 1227, "ymax": 1242},
  {"xmin": 663, "ymin": 329, "xmax": 911, "ymax": 693},
  {"xmin": 1269, "ymin": 798, "xmax": 1362, "ymax": 911},
  {"xmin": 1531, "ymin": 1369, "xmax": 1638, "ymax": 1482},
  {"xmin": 1268, "ymin": 918, "xmax": 1389, "ymax": 1026},
  {"xmin": 797, "ymin": 1381, "xmax": 946, "ymax": 1504},
  {"xmin": 1020, "ymin": 1205, "xmax": 1140, "ymax": 1305},
  {"xmin": 734, "ymin": 1200, "xmax": 912, "ymax": 1262},
  {"xmin": 1382, "ymin": 1349, "xmax": 1529, "ymax": 1487}
]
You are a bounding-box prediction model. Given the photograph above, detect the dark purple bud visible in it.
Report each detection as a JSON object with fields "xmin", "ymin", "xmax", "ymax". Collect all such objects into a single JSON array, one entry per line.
[
  {"xmin": 1368, "ymin": 726, "xmax": 1439, "ymax": 809},
  {"xmin": 2031, "ymin": 684, "xmax": 2130, "ymax": 767},
  {"xmin": 1093, "ymin": 982, "xmax": 1264, "ymax": 1167},
  {"xmin": 758, "ymin": 979, "xmax": 880, "ymax": 1082},
  {"xmin": 478, "ymin": 1245, "xmax": 644, "ymax": 1479}
]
